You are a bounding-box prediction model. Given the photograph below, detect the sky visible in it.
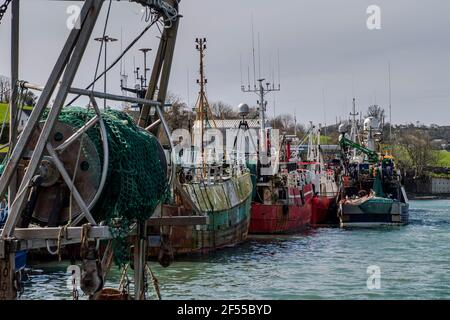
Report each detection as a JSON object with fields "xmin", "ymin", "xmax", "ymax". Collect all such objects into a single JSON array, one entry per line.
[{"xmin": 0, "ymin": 0, "xmax": 450, "ymax": 126}]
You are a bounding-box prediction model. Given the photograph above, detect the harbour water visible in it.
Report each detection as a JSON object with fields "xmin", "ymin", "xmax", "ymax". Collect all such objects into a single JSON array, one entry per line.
[{"xmin": 21, "ymin": 200, "xmax": 450, "ymax": 300}]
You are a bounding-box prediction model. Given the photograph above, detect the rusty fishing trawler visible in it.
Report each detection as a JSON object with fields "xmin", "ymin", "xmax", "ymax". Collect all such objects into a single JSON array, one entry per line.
[{"xmin": 149, "ymin": 38, "xmax": 253, "ymax": 262}]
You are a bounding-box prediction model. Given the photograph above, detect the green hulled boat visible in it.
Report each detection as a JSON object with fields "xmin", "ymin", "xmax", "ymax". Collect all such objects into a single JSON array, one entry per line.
[{"xmin": 337, "ymin": 105, "xmax": 409, "ymax": 227}]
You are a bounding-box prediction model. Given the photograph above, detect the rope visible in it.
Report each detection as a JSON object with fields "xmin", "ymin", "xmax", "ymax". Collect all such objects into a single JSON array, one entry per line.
[
  {"xmin": 56, "ymin": 225, "xmax": 68, "ymax": 262},
  {"xmin": 0, "ymin": 0, "xmax": 11, "ymax": 25},
  {"xmin": 45, "ymin": 240, "xmax": 59, "ymax": 256},
  {"xmin": 44, "ymin": 225, "xmax": 69, "ymax": 258},
  {"xmin": 91, "ymin": 0, "xmax": 112, "ymax": 93},
  {"xmin": 146, "ymin": 264, "xmax": 161, "ymax": 300},
  {"xmin": 118, "ymin": 263, "xmax": 130, "ymax": 293},
  {"xmin": 80, "ymin": 223, "xmax": 91, "ymax": 259}
]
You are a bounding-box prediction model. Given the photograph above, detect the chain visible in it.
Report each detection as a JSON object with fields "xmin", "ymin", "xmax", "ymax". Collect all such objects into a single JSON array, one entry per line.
[
  {"xmin": 71, "ymin": 270, "xmax": 79, "ymax": 300},
  {"xmin": 0, "ymin": 262, "xmax": 9, "ymax": 300},
  {"xmin": 0, "ymin": 0, "xmax": 12, "ymax": 25},
  {"xmin": 14, "ymin": 270, "xmax": 24, "ymax": 298}
]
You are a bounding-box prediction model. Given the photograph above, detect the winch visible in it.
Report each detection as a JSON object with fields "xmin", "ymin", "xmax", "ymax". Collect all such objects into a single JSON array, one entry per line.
[{"xmin": 18, "ymin": 107, "xmax": 168, "ymax": 228}]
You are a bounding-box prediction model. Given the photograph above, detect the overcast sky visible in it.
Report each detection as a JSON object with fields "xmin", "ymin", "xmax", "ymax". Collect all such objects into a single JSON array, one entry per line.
[{"xmin": 1, "ymin": 0, "xmax": 450, "ymax": 126}]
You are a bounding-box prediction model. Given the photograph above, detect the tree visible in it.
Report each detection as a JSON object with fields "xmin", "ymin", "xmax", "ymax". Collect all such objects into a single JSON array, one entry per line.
[
  {"xmin": 0, "ymin": 77, "xmax": 11, "ymax": 103},
  {"xmin": 210, "ymin": 101, "xmax": 238, "ymax": 119},
  {"xmin": 272, "ymin": 114, "xmax": 294, "ymax": 133},
  {"xmin": 165, "ymin": 93, "xmax": 192, "ymax": 131},
  {"xmin": 366, "ymin": 105, "xmax": 385, "ymax": 121},
  {"xmin": 396, "ymin": 128, "xmax": 437, "ymax": 178}
]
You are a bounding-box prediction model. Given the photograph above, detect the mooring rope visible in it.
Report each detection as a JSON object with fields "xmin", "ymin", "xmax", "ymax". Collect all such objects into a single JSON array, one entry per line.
[
  {"xmin": 56, "ymin": 225, "xmax": 68, "ymax": 262},
  {"xmin": 118, "ymin": 263, "xmax": 130, "ymax": 292},
  {"xmin": 80, "ymin": 223, "xmax": 91, "ymax": 259},
  {"xmin": 146, "ymin": 264, "xmax": 161, "ymax": 300}
]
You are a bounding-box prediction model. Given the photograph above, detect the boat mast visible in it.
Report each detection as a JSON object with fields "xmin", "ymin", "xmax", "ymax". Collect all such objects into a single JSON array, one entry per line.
[
  {"xmin": 307, "ymin": 121, "xmax": 314, "ymax": 162},
  {"xmin": 317, "ymin": 123, "xmax": 322, "ymax": 172},
  {"xmin": 294, "ymin": 111, "xmax": 297, "ymax": 137},
  {"xmin": 241, "ymin": 79, "xmax": 280, "ymax": 150},
  {"xmin": 194, "ymin": 38, "xmax": 215, "ymax": 175},
  {"xmin": 350, "ymin": 97, "xmax": 359, "ymax": 159},
  {"xmin": 388, "ymin": 62, "xmax": 392, "ymax": 142}
]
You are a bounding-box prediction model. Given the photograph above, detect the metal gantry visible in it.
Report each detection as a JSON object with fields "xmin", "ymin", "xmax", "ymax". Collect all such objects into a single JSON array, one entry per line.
[{"xmin": 0, "ymin": 0, "xmax": 206, "ymax": 300}]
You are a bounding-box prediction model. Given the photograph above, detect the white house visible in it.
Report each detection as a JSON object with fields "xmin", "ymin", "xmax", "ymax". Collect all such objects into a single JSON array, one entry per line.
[{"xmin": 18, "ymin": 108, "xmax": 33, "ymax": 132}]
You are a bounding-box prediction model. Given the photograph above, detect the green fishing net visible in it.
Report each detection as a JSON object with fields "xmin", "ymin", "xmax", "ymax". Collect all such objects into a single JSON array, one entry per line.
[{"xmin": 44, "ymin": 106, "xmax": 168, "ymax": 266}]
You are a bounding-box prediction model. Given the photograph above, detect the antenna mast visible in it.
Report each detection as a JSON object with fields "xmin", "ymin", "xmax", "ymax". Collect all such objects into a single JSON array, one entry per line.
[
  {"xmin": 388, "ymin": 62, "xmax": 392, "ymax": 142},
  {"xmin": 242, "ymin": 79, "xmax": 280, "ymax": 131},
  {"xmin": 242, "ymin": 24, "xmax": 281, "ymax": 148},
  {"xmin": 194, "ymin": 37, "xmax": 215, "ymax": 171},
  {"xmin": 294, "ymin": 111, "xmax": 297, "ymax": 137},
  {"xmin": 350, "ymin": 98, "xmax": 359, "ymax": 158},
  {"xmin": 251, "ymin": 16, "xmax": 256, "ymax": 88}
]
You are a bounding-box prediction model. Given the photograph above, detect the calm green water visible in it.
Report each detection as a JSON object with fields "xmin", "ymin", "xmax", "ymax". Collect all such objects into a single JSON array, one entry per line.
[{"xmin": 20, "ymin": 200, "xmax": 450, "ymax": 300}]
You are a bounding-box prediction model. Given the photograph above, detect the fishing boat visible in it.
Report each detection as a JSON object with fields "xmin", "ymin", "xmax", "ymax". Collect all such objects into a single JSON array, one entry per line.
[
  {"xmin": 250, "ymin": 168, "xmax": 314, "ymax": 234},
  {"xmin": 236, "ymin": 79, "xmax": 314, "ymax": 234},
  {"xmin": 337, "ymin": 102, "xmax": 409, "ymax": 227},
  {"xmin": 149, "ymin": 38, "xmax": 253, "ymax": 261},
  {"xmin": 303, "ymin": 124, "xmax": 339, "ymax": 226},
  {"xmin": 248, "ymin": 128, "xmax": 314, "ymax": 234},
  {"xmin": 158, "ymin": 166, "xmax": 253, "ymax": 255}
]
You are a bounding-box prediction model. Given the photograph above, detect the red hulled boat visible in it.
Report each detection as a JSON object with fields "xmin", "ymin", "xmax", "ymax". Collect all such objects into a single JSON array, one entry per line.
[
  {"xmin": 301, "ymin": 124, "xmax": 339, "ymax": 226},
  {"xmin": 250, "ymin": 182, "xmax": 313, "ymax": 234},
  {"xmin": 249, "ymin": 133, "xmax": 315, "ymax": 234},
  {"xmin": 311, "ymin": 188, "xmax": 337, "ymax": 225}
]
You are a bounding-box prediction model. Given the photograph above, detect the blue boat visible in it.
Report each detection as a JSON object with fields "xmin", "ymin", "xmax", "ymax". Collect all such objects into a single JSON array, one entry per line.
[
  {"xmin": 0, "ymin": 202, "xmax": 27, "ymax": 271},
  {"xmin": 15, "ymin": 250, "xmax": 27, "ymax": 272}
]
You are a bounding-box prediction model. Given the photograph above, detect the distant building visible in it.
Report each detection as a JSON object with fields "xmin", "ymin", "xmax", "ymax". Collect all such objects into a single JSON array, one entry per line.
[
  {"xmin": 193, "ymin": 119, "xmax": 261, "ymax": 145},
  {"xmin": 18, "ymin": 107, "xmax": 32, "ymax": 132},
  {"xmin": 193, "ymin": 119, "xmax": 262, "ymax": 133},
  {"xmin": 172, "ymin": 119, "xmax": 265, "ymax": 165},
  {"xmin": 431, "ymin": 139, "xmax": 448, "ymax": 150}
]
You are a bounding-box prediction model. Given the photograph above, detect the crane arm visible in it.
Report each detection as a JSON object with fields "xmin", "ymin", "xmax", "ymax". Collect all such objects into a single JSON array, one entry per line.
[{"xmin": 339, "ymin": 135, "xmax": 379, "ymax": 163}]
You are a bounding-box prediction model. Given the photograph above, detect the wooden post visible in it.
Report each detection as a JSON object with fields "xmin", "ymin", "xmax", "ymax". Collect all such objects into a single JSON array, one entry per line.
[
  {"xmin": 0, "ymin": 241, "xmax": 16, "ymax": 300},
  {"xmin": 0, "ymin": 0, "xmax": 20, "ymax": 300},
  {"xmin": 134, "ymin": 221, "xmax": 147, "ymax": 300}
]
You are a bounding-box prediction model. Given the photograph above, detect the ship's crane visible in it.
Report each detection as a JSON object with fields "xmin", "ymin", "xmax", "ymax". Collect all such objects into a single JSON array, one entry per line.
[{"xmin": 338, "ymin": 135, "xmax": 379, "ymax": 164}]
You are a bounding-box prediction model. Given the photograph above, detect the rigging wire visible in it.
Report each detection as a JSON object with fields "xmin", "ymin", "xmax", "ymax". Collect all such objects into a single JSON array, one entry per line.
[
  {"xmin": 91, "ymin": 0, "xmax": 113, "ymax": 93},
  {"xmin": 66, "ymin": 16, "xmax": 160, "ymax": 107},
  {"xmin": 68, "ymin": 0, "xmax": 113, "ymax": 226}
]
